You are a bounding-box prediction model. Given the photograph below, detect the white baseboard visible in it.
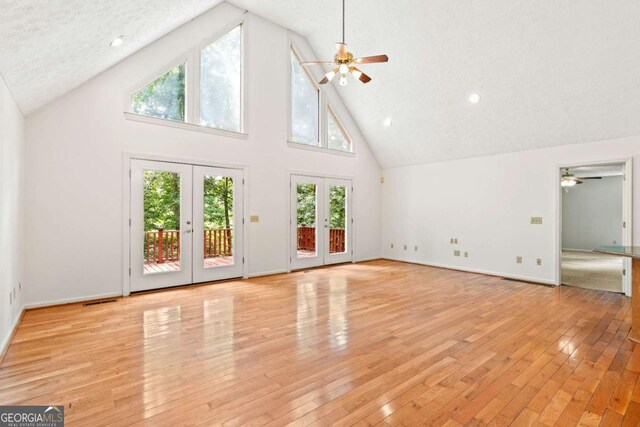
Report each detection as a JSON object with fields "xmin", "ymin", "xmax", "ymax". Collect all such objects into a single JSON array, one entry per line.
[
  {"xmin": 248, "ymin": 269, "xmax": 287, "ymax": 278},
  {"xmin": 383, "ymin": 256, "xmax": 556, "ymax": 286},
  {"xmin": 25, "ymin": 292, "xmax": 123, "ymax": 310},
  {"xmin": 1, "ymin": 305, "xmax": 25, "ymax": 364},
  {"xmin": 354, "ymin": 256, "xmax": 382, "ymax": 263}
]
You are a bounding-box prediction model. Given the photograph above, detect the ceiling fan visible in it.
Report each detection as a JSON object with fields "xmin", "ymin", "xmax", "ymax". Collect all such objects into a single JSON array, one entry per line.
[
  {"xmin": 561, "ymin": 168, "xmax": 602, "ymax": 187},
  {"xmin": 300, "ymin": 0, "xmax": 389, "ymax": 86}
]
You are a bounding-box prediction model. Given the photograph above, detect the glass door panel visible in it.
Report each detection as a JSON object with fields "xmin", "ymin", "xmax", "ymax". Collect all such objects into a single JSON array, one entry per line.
[
  {"xmin": 193, "ymin": 166, "xmax": 244, "ymax": 283},
  {"xmin": 131, "ymin": 160, "xmax": 193, "ymax": 292},
  {"xmin": 328, "ymin": 184, "xmax": 347, "ymax": 255},
  {"xmin": 324, "ymin": 178, "xmax": 352, "ymax": 265},
  {"xmin": 297, "ymin": 183, "xmax": 318, "ymax": 259},
  {"xmin": 291, "ymin": 175, "xmax": 324, "ymax": 270},
  {"xmin": 203, "ymin": 175, "xmax": 235, "ymax": 269},
  {"xmin": 143, "ymin": 170, "xmax": 183, "ymax": 274}
]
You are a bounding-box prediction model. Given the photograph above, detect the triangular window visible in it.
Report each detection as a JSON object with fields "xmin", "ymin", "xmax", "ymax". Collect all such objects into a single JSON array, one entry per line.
[
  {"xmin": 200, "ymin": 25, "xmax": 242, "ymax": 132},
  {"xmin": 327, "ymin": 107, "xmax": 351, "ymax": 152},
  {"xmin": 131, "ymin": 63, "xmax": 186, "ymax": 122}
]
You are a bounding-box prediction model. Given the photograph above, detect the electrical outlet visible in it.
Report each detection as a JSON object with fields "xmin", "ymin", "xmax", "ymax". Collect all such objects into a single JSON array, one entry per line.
[
  {"xmin": 403, "ymin": 245, "xmax": 407, "ymax": 250},
  {"xmin": 450, "ymin": 238, "xmax": 454, "ymax": 244},
  {"xmin": 464, "ymin": 252, "xmax": 468, "ymax": 258},
  {"xmin": 516, "ymin": 256, "xmax": 523, "ymax": 264},
  {"xmin": 9, "ymin": 292, "xmax": 12, "ymax": 305},
  {"xmin": 390, "ymin": 243, "xmax": 394, "ymax": 249},
  {"xmin": 454, "ymin": 250, "xmax": 461, "ymax": 257},
  {"xmin": 414, "ymin": 246, "xmax": 418, "ymax": 251},
  {"xmin": 19, "ymin": 282, "xmax": 21, "ymax": 290},
  {"xmin": 455, "ymin": 238, "xmax": 459, "ymax": 244},
  {"xmin": 530, "ymin": 217, "xmax": 543, "ymax": 225},
  {"xmin": 537, "ymin": 258, "xmax": 542, "ymax": 266}
]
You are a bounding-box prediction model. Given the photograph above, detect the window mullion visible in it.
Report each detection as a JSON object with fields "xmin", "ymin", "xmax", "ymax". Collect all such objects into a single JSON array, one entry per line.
[
  {"xmin": 320, "ymin": 88, "xmax": 327, "ymax": 148},
  {"xmin": 189, "ymin": 48, "xmax": 201, "ymax": 126}
]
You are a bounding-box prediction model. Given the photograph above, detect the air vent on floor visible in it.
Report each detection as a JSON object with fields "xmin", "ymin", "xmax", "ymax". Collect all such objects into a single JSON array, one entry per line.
[{"xmin": 83, "ymin": 299, "xmax": 118, "ymax": 307}]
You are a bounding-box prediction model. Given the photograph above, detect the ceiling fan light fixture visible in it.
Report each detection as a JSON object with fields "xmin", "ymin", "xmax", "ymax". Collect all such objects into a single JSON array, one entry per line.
[
  {"xmin": 339, "ymin": 75, "xmax": 348, "ymax": 86},
  {"xmin": 325, "ymin": 69, "xmax": 338, "ymax": 82},
  {"xmin": 561, "ymin": 179, "xmax": 577, "ymax": 187}
]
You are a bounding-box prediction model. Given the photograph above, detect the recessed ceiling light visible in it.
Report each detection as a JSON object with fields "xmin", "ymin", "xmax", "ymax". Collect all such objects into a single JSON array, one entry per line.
[
  {"xmin": 110, "ymin": 36, "xmax": 125, "ymax": 47},
  {"xmin": 383, "ymin": 118, "xmax": 393, "ymax": 127},
  {"xmin": 468, "ymin": 93, "xmax": 481, "ymax": 104}
]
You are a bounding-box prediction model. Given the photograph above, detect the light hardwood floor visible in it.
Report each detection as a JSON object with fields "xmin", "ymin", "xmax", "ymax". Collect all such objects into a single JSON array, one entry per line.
[{"xmin": 1, "ymin": 260, "xmax": 639, "ymax": 426}]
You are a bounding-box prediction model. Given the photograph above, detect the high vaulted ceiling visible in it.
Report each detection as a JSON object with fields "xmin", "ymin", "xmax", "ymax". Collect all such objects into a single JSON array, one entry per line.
[
  {"xmin": 1, "ymin": 1, "xmax": 639, "ymax": 168},
  {"xmin": 0, "ymin": 0, "xmax": 224, "ymax": 114}
]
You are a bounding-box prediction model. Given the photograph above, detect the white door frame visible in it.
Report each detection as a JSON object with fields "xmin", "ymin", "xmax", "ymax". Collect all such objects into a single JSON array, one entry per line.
[
  {"xmin": 287, "ymin": 170, "xmax": 355, "ymax": 272},
  {"xmin": 122, "ymin": 152, "xmax": 249, "ymax": 296},
  {"xmin": 555, "ymin": 158, "xmax": 633, "ymax": 295},
  {"xmin": 192, "ymin": 165, "xmax": 245, "ymax": 284},
  {"xmin": 130, "ymin": 159, "xmax": 194, "ymax": 292}
]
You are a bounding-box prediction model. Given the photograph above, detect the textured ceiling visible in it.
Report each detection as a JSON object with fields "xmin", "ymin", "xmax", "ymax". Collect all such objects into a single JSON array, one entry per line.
[
  {"xmin": 2, "ymin": 1, "xmax": 640, "ymax": 168},
  {"xmin": 0, "ymin": 0, "xmax": 223, "ymax": 114},
  {"xmin": 230, "ymin": 0, "xmax": 640, "ymax": 167}
]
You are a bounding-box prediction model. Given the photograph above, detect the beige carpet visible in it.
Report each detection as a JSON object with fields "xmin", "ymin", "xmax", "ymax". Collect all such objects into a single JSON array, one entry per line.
[{"xmin": 561, "ymin": 250, "xmax": 623, "ymax": 293}]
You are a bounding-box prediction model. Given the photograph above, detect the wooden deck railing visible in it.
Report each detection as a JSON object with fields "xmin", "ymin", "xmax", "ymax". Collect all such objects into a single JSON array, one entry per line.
[
  {"xmin": 297, "ymin": 227, "xmax": 346, "ymax": 253},
  {"xmin": 145, "ymin": 228, "xmax": 232, "ymax": 264},
  {"xmin": 204, "ymin": 228, "xmax": 233, "ymax": 258}
]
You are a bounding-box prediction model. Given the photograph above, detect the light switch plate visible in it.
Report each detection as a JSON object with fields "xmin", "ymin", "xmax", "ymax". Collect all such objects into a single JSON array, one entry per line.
[
  {"xmin": 531, "ymin": 217, "xmax": 543, "ymax": 225},
  {"xmin": 516, "ymin": 256, "xmax": 523, "ymax": 264},
  {"xmin": 454, "ymin": 250, "xmax": 461, "ymax": 257},
  {"xmin": 250, "ymin": 215, "xmax": 260, "ymax": 223}
]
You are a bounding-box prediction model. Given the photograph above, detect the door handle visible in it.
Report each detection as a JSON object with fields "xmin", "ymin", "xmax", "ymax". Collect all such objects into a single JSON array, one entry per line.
[{"xmin": 184, "ymin": 229, "xmax": 192, "ymax": 233}]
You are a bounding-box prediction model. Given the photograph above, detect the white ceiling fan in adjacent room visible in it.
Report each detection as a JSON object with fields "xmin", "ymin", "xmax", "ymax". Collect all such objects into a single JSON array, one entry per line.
[
  {"xmin": 560, "ymin": 168, "xmax": 602, "ymax": 188},
  {"xmin": 299, "ymin": 0, "xmax": 389, "ymax": 86}
]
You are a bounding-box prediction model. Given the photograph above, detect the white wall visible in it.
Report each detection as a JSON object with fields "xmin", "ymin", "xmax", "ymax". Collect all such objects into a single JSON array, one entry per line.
[
  {"xmin": 0, "ymin": 75, "xmax": 25, "ymax": 352},
  {"xmin": 562, "ymin": 176, "xmax": 623, "ymax": 250},
  {"xmin": 24, "ymin": 3, "xmax": 382, "ymax": 306},
  {"xmin": 381, "ymin": 137, "xmax": 639, "ymax": 284}
]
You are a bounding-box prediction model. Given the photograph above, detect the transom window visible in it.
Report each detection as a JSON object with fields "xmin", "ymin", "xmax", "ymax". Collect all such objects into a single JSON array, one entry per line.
[
  {"xmin": 289, "ymin": 46, "xmax": 353, "ymax": 154},
  {"xmin": 132, "ymin": 63, "xmax": 186, "ymax": 122},
  {"xmin": 290, "ymin": 48, "xmax": 320, "ymax": 146},
  {"xmin": 327, "ymin": 106, "xmax": 351, "ymax": 152},
  {"xmin": 129, "ymin": 24, "xmax": 244, "ymax": 135}
]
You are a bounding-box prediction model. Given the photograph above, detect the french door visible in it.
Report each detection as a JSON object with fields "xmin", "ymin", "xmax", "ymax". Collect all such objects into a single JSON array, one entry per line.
[
  {"xmin": 130, "ymin": 160, "xmax": 244, "ymax": 292},
  {"xmin": 290, "ymin": 174, "xmax": 352, "ymax": 270}
]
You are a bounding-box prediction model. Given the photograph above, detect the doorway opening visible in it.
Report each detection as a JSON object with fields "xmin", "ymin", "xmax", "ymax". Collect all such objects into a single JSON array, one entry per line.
[
  {"xmin": 290, "ymin": 174, "xmax": 353, "ymax": 270},
  {"xmin": 558, "ymin": 161, "xmax": 631, "ymax": 293},
  {"xmin": 128, "ymin": 159, "xmax": 245, "ymax": 293}
]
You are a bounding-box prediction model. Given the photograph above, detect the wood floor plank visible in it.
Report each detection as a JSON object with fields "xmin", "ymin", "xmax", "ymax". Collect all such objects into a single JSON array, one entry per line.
[{"xmin": 0, "ymin": 260, "xmax": 638, "ymax": 426}]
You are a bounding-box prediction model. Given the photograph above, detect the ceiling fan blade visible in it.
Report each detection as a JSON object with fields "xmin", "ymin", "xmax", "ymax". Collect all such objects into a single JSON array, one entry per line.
[
  {"xmin": 355, "ymin": 54, "xmax": 389, "ymax": 64},
  {"xmin": 350, "ymin": 67, "xmax": 372, "ymax": 83},
  {"xmin": 319, "ymin": 68, "xmax": 340, "ymax": 85},
  {"xmin": 575, "ymin": 179, "xmax": 584, "ymax": 184}
]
